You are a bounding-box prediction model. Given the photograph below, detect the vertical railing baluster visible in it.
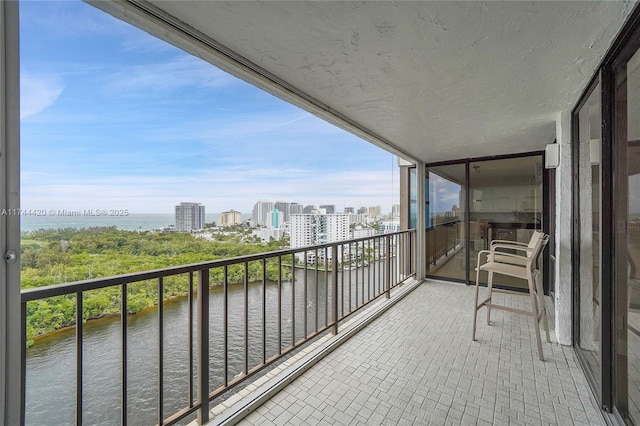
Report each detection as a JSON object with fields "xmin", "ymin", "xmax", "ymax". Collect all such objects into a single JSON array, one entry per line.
[
  {"xmin": 367, "ymin": 239, "xmax": 371, "ymax": 301},
  {"xmin": 314, "ymin": 248, "xmax": 319, "ymax": 332},
  {"xmin": 386, "ymin": 235, "xmax": 391, "ymax": 298},
  {"xmin": 262, "ymin": 259, "xmax": 266, "ymax": 365},
  {"xmin": 277, "ymin": 256, "xmax": 282, "ymax": 354},
  {"xmin": 324, "ymin": 247, "xmax": 328, "ymax": 327},
  {"xmin": 380, "ymin": 237, "xmax": 384, "ymax": 292},
  {"xmin": 197, "ymin": 269, "xmax": 210, "ymax": 425},
  {"xmin": 187, "ymin": 273, "xmax": 193, "ymax": 408},
  {"xmin": 244, "ymin": 262, "xmax": 249, "ymax": 375},
  {"xmin": 332, "ymin": 246, "xmax": 339, "ymax": 335},
  {"xmin": 376, "ymin": 238, "xmax": 384, "ymax": 294},
  {"xmin": 121, "ymin": 284, "xmax": 128, "ymax": 426},
  {"xmin": 397, "ymin": 233, "xmax": 400, "ymax": 283},
  {"xmin": 223, "ymin": 265, "xmax": 228, "ymax": 386},
  {"xmin": 389, "ymin": 236, "xmax": 393, "ymax": 288},
  {"xmin": 396, "ymin": 234, "xmax": 399, "ymax": 283},
  {"xmin": 377, "ymin": 237, "xmax": 381, "ymax": 295},
  {"xmin": 76, "ymin": 291, "xmax": 83, "ymax": 426},
  {"xmin": 291, "ymin": 254, "xmax": 295, "ymax": 347},
  {"xmin": 361, "ymin": 241, "xmax": 365, "ymax": 305},
  {"xmin": 158, "ymin": 277, "xmax": 164, "ymax": 425},
  {"xmin": 399, "ymin": 233, "xmax": 404, "ymax": 282},
  {"xmin": 341, "ymin": 244, "xmax": 345, "ymax": 318},
  {"xmin": 348, "ymin": 243, "xmax": 352, "ymax": 313},
  {"xmin": 413, "ymin": 230, "xmax": 417, "ymax": 275},
  {"xmin": 391, "ymin": 235, "xmax": 395, "ymax": 287},
  {"xmin": 354, "ymin": 243, "xmax": 358, "ymax": 308},
  {"xmin": 303, "ymin": 251, "xmax": 308, "ymax": 339}
]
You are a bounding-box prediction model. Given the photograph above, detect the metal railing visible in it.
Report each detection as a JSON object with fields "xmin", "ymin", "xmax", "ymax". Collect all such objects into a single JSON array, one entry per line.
[
  {"xmin": 426, "ymin": 220, "xmax": 460, "ymax": 266},
  {"xmin": 20, "ymin": 229, "xmax": 416, "ymax": 425}
]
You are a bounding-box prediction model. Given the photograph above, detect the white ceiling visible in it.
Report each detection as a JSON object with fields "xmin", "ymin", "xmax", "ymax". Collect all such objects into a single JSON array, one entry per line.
[{"xmin": 96, "ymin": 1, "xmax": 635, "ymax": 163}]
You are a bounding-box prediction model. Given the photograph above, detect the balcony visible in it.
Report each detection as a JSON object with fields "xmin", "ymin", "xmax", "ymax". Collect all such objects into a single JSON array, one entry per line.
[
  {"xmin": 19, "ymin": 228, "xmax": 601, "ymax": 425},
  {"xmin": 201, "ymin": 281, "xmax": 601, "ymax": 426}
]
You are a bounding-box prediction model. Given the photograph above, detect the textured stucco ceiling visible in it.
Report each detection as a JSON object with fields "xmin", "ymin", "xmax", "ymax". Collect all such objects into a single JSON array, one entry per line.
[{"xmin": 137, "ymin": 1, "xmax": 635, "ymax": 163}]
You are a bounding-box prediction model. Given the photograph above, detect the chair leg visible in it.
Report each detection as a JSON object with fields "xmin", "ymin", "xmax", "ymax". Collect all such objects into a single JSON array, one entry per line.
[
  {"xmin": 472, "ymin": 266, "xmax": 481, "ymax": 341},
  {"xmin": 535, "ymin": 272, "xmax": 551, "ymax": 343},
  {"xmin": 486, "ymin": 271, "xmax": 494, "ymax": 325},
  {"xmin": 527, "ymin": 273, "xmax": 544, "ymax": 361}
]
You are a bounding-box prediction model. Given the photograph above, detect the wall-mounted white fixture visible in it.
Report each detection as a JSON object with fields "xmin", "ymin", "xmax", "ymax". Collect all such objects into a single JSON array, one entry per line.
[{"xmin": 545, "ymin": 143, "xmax": 560, "ymax": 169}]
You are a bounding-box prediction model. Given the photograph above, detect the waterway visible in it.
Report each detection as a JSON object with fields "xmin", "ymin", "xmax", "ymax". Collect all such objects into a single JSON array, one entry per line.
[{"xmin": 25, "ymin": 265, "xmax": 385, "ymax": 425}]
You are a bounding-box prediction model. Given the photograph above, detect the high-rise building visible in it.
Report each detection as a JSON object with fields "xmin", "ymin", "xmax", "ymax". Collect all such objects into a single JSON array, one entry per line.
[
  {"xmin": 357, "ymin": 207, "xmax": 368, "ymax": 214},
  {"xmin": 391, "ymin": 204, "xmax": 400, "ymax": 219},
  {"xmin": 368, "ymin": 206, "xmax": 382, "ymax": 217},
  {"xmin": 319, "ymin": 204, "xmax": 335, "ymax": 214},
  {"xmin": 252, "ymin": 201, "xmax": 274, "ymax": 226},
  {"xmin": 218, "ymin": 210, "xmax": 242, "ymax": 226},
  {"xmin": 290, "ymin": 202, "xmax": 303, "ymax": 215},
  {"xmin": 290, "ymin": 213, "xmax": 350, "ymax": 260},
  {"xmin": 175, "ymin": 202, "xmax": 205, "ymax": 232},
  {"xmin": 303, "ymin": 205, "xmax": 315, "ymax": 213},
  {"xmin": 344, "ymin": 206, "xmax": 354, "ymax": 214},
  {"xmin": 274, "ymin": 201, "xmax": 291, "ymax": 222}
]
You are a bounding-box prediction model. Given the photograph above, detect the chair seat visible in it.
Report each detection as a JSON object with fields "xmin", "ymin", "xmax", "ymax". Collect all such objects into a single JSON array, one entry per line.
[
  {"xmin": 479, "ymin": 260, "xmax": 529, "ymax": 279},
  {"xmin": 488, "ymin": 253, "xmax": 528, "ymax": 267}
]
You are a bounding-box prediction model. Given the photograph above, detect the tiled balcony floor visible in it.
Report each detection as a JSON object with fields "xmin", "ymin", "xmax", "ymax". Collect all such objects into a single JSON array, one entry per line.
[{"xmin": 237, "ymin": 281, "xmax": 602, "ymax": 426}]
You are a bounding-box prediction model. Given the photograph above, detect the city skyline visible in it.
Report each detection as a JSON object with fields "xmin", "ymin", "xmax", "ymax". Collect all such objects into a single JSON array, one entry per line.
[{"xmin": 19, "ymin": 1, "xmax": 400, "ymax": 216}]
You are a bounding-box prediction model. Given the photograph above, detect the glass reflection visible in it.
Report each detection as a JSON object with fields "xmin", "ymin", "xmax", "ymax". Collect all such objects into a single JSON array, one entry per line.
[
  {"xmin": 576, "ymin": 80, "xmax": 601, "ymax": 388},
  {"xmin": 425, "ymin": 164, "xmax": 466, "ymax": 281},
  {"xmin": 469, "ymin": 156, "xmax": 543, "ymax": 289},
  {"xmin": 625, "ymin": 49, "xmax": 640, "ymax": 423}
]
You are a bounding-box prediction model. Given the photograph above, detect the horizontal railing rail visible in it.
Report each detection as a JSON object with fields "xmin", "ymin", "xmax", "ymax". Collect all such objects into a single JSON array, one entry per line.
[{"xmin": 21, "ymin": 229, "xmax": 416, "ymax": 426}]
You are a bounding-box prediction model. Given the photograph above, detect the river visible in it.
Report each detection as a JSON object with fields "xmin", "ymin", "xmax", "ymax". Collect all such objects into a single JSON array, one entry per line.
[{"xmin": 25, "ymin": 265, "xmax": 384, "ymax": 425}]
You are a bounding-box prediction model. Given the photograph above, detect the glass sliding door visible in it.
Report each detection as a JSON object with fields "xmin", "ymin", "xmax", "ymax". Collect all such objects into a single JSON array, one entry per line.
[
  {"xmin": 425, "ymin": 163, "xmax": 466, "ymax": 281},
  {"xmin": 469, "ymin": 156, "xmax": 543, "ymax": 290},
  {"xmin": 574, "ymin": 79, "xmax": 602, "ymax": 390},
  {"xmin": 613, "ymin": 44, "xmax": 640, "ymax": 424}
]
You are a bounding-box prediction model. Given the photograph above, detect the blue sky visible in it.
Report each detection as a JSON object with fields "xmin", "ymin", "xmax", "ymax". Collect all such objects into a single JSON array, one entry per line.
[
  {"xmin": 429, "ymin": 174, "xmax": 462, "ymax": 214},
  {"xmin": 19, "ymin": 1, "xmax": 399, "ymax": 215}
]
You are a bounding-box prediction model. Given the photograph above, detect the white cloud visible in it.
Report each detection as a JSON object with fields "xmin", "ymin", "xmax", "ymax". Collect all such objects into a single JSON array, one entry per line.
[
  {"xmin": 20, "ymin": 75, "xmax": 64, "ymax": 119},
  {"xmin": 21, "ymin": 167, "xmax": 399, "ymax": 214},
  {"xmin": 105, "ymin": 55, "xmax": 237, "ymax": 94}
]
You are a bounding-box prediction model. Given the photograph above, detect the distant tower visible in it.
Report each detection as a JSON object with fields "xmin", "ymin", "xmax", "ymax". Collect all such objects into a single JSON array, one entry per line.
[
  {"xmin": 290, "ymin": 202, "xmax": 303, "ymax": 215},
  {"xmin": 319, "ymin": 204, "xmax": 335, "ymax": 214},
  {"xmin": 218, "ymin": 210, "xmax": 242, "ymax": 226},
  {"xmin": 274, "ymin": 201, "xmax": 291, "ymax": 222},
  {"xmin": 175, "ymin": 202, "xmax": 205, "ymax": 232},
  {"xmin": 252, "ymin": 201, "xmax": 274, "ymax": 226},
  {"xmin": 392, "ymin": 204, "xmax": 400, "ymax": 219}
]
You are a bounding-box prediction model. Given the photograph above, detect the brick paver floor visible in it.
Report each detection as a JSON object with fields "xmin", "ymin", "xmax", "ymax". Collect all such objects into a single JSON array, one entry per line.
[{"xmin": 239, "ymin": 280, "xmax": 603, "ymax": 425}]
